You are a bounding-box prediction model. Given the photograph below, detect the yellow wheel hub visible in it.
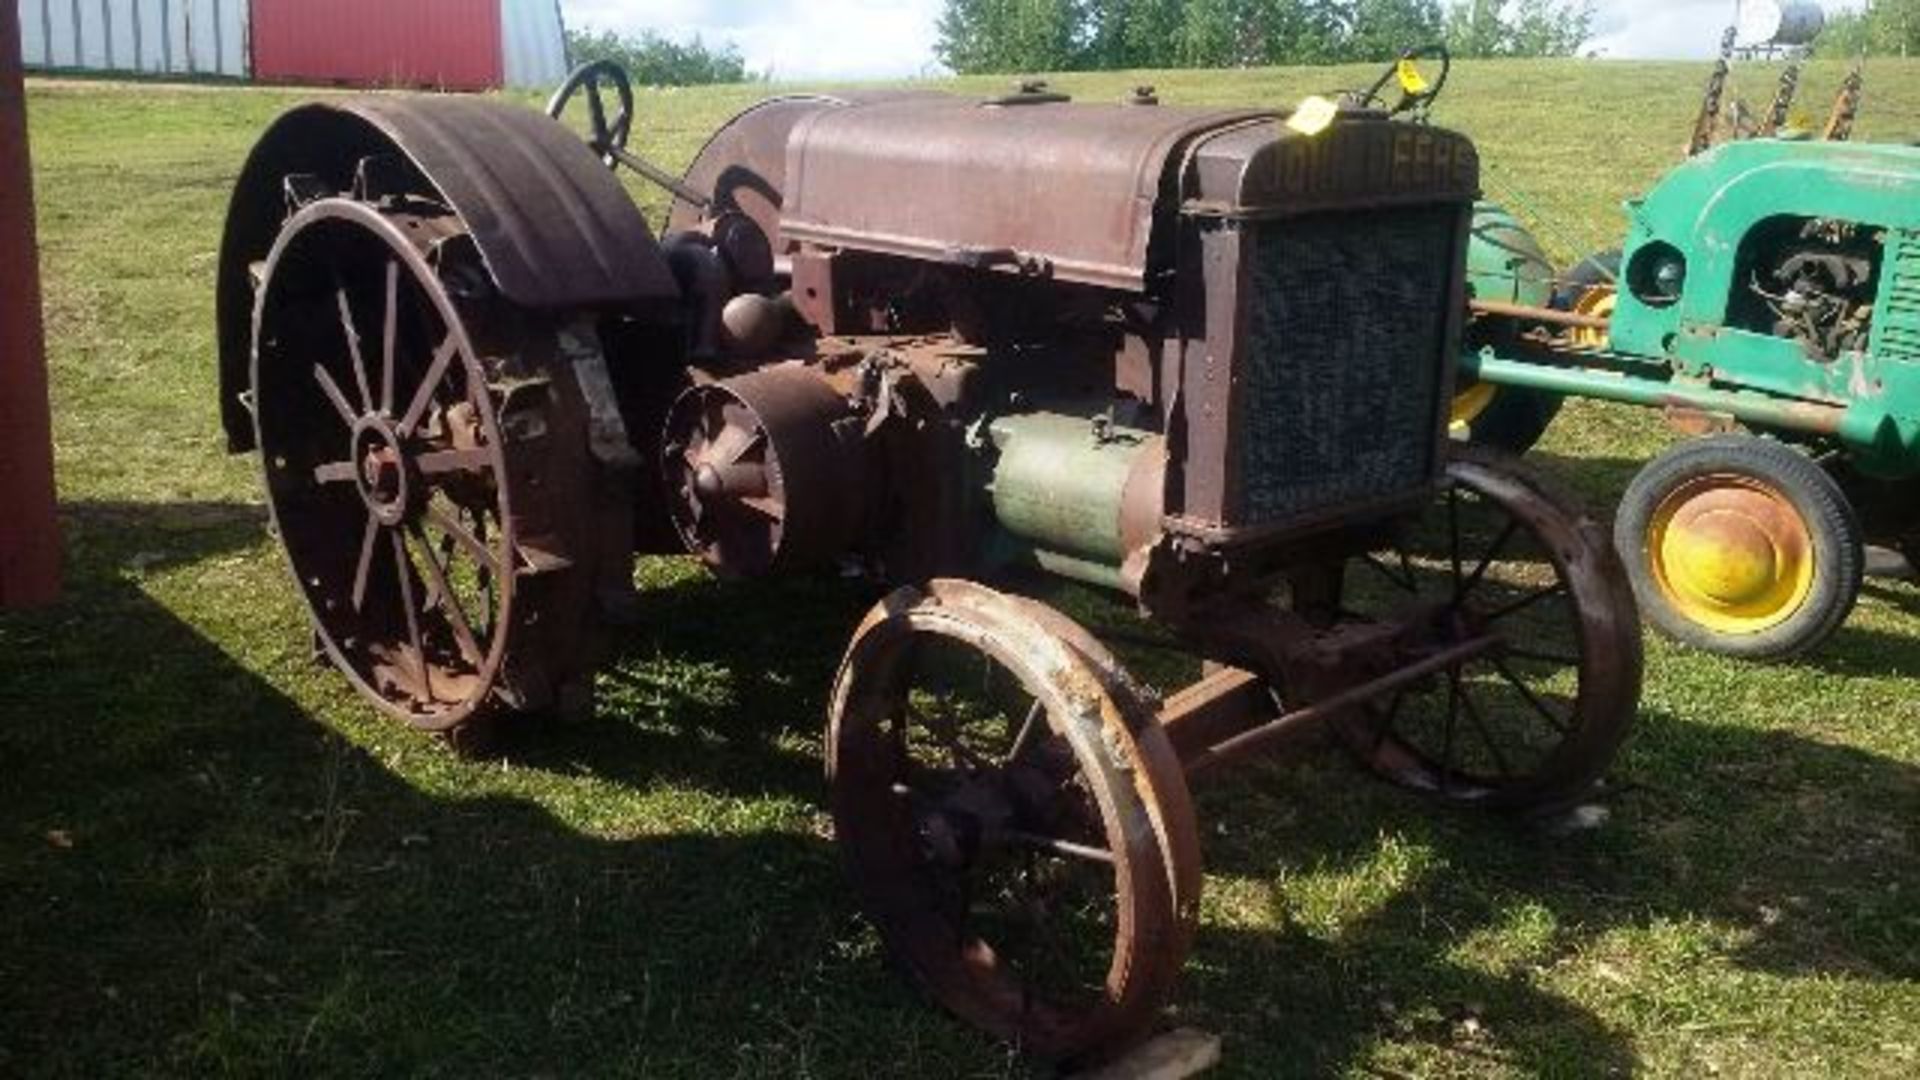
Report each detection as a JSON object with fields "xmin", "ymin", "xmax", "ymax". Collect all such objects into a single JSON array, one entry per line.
[
  {"xmin": 1647, "ymin": 475, "xmax": 1815, "ymax": 635},
  {"xmin": 1569, "ymin": 286, "xmax": 1615, "ymax": 349},
  {"xmin": 1450, "ymin": 381, "xmax": 1498, "ymax": 435}
]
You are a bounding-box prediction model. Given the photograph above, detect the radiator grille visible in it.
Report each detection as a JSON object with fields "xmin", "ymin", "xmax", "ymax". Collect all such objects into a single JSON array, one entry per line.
[
  {"xmin": 1238, "ymin": 207, "xmax": 1456, "ymax": 525},
  {"xmin": 1875, "ymin": 229, "xmax": 1920, "ymax": 363}
]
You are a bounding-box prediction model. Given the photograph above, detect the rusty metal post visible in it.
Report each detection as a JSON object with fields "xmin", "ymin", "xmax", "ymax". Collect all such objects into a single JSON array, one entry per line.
[{"xmin": 0, "ymin": 2, "xmax": 60, "ymax": 608}]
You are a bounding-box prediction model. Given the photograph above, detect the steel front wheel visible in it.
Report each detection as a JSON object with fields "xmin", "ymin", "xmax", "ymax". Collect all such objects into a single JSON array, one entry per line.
[
  {"xmin": 827, "ymin": 581, "xmax": 1200, "ymax": 1065},
  {"xmin": 1616, "ymin": 435, "xmax": 1863, "ymax": 660},
  {"xmin": 251, "ymin": 198, "xmax": 606, "ymax": 734},
  {"xmin": 1337, "ymin": 446, "xmax": 1642, "ymax": 812}
]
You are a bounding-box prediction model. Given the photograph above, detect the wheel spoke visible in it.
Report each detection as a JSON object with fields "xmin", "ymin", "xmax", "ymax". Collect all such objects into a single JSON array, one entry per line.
[
  {"xmin": 407, "ymin": 524, "xmax": 484, "ymax": 667},
  {"xmin": 706, "ymin": 425, "xmax": 755, "ymax": 469},
  {"xmin": 909, "ymin": 703, "xmax": 991, "ymax": 772},
  {"xmin": 725, "ymin": 428, "xmax": 766, "ymax": 466},
  {"xmin": 392, "ymin": 532, "xmax": 432, "ymax": 701},
  {"xmin": 1448, "ymin": 488, "xmax": 1465, "ymax": 603},
  {"xmin": 1441, "ymin": 674, "xmax": 1460, "ymax": 790},
  {"xmin": 1485, "ymin": 581, "xmax": 1568, "ymax": 622},
  {"xmin": 350, "ymin": 512, "xmax": 381, "ymax": 614},
  {"xmin": 1455, "ymin": 518, "xmax": 1522, "ymax": 606},
  {"xmin": 314, "ymin": 364, "xmax": 359, "ymax": 427},
  {"xmin": 1361, "ymin": 553, "xmax": 1416, "ymax": 593},
  {"xmin": 1007, "ymin": 699, "xmax": 1046, "ymax": 763},
  {"xmin": 1505, "ymin": 645, "xmax": 1581, "ymax": 668},
  {"xmin": 1492, "ymin": 656, "xmax": 1571, "ymax": 735},
  {"xmin": 399, "ymin": 335, "xmax": 459, "ymax": 437},
  {"xmin": 1369, "ymin": 689, "xmax": 1405, "ymax": 755},
  {"xmin": 737, "ymin": 495, "xmax": 785, "ymax": 522},
  {"xmin": 415, "ymin": 448, "xmax": 493, "ymax": 477},
  {"xmin": 381, "ymin": 260, "xmax": 399, "ymax": 416},
  {"xmin": 1453, "ymin": 672, "xmax": 1514, "ymax": 778},
  {"xmin": 427, "ymin": 502, "xmax": 504, "ymax": 578},
  {"xmin": 338, "ymin": 286, "xmax": 373, "ymax": 412},
  {"xmin": 314, "ymin": 460, "xmax": 357, "ymax": 486},
  {"xmin": 1004, "ymin": 830, "xmax": 1114, "ymax": 865}
]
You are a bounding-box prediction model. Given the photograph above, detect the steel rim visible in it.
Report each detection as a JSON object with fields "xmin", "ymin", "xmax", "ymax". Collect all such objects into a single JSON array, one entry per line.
[
  {"xmin": 1647, "ymin": 473, "xmax": 1815, "ymax": 635},
  {"xmin": 252, "ymin": 200, "xmax": 517, "ymax": 731},
  {"xmin": 829, "ymin": 584, "xmax": 1187, "ymax": 1061},
  {"xmin": 1338, "ymin": 454, "xmax": 1638, "ymax": 807}
]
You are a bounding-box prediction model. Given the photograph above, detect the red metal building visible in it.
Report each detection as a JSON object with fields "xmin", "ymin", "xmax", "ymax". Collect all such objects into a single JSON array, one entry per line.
[
  {"xmin": 0, "ymin": 0, "xmax": 60, "ymax": 607},
  {"xmin": 251, "ymin": 0, "xmax": 506, "ymax": 92}
]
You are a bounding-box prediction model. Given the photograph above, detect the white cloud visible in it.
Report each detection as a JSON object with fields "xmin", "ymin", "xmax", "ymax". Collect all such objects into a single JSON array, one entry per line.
[
  {"xmin": 560, "ymin": 1, "xmax": 1866, "ymax": 81},
  {"xmin": 1588, "ymin": 0, "xmax": 1864, "ymax": 59},
  {"xmin": 563, "ymin": 0, "xmax": 945, "ymax": 80}
]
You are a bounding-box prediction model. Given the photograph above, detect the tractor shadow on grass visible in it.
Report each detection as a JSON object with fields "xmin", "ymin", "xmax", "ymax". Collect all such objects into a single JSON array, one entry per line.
[
  {"xmin": 0, "ymin": 502, "xmax": 992, "ymax": 1076},
  {"xmin": 10, "ymin": 502, "xmax": 1915, "ymax": 1077},
  {"xmin": 1794, "ymin": 618, "xmax": 1920, "ymax": 678},
  {"xmin": 511, "ymin": 565, "xmax": 880, "ymax": 801}
]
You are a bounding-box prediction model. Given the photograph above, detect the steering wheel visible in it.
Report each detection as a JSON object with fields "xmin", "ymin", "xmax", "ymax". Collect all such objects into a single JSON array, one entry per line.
[
  {"xmin": 546, "ymin": 60, "xmax": 635, "ymax": 169},
  {"xmin": 545, "ymin": 60, "xmax": 712, "ymax": 213},
  {"xmin": 1353, "ymin": 43, "xmax": 1452, "ymax": 118}
]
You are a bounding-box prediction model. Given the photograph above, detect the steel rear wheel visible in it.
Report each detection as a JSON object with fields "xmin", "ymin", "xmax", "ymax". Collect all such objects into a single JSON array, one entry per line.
[
  {"xmin": 252, "ymin": 197, "xmax": 603, "ymax": 734},
  {"xmin": 828, "ymin": 581, "xmax": 1198, "ymax": 1066},
  {"xmin": 1337, "ymin": 446, "xmax": 1642, "ymax": 812}
]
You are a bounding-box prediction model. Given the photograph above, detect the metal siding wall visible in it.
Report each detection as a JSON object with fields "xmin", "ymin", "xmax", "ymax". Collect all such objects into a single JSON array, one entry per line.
[
  {"xmin": 16, "ymin": 1, "xmax": 45, "ymax": 65},
  {"xmin": 499, "ymin": 0, "xmax": 566, "ymax": 90},
  {"xmin": 131, "ymin": 0, "xmax": 161, "ymax": 72},
  {"xmin": 252, "ymin": 0, "xmax": 503, "ymax": 90},
  {"xmin": 14, "ymin": 0, "xmax": 244, "ymax": 75},
  {"xmin": 42, "ymin": 0, "xmax": 75, "ymax": 66},
  {"xmin": 75, "ymin": 0, "xmax": 103, "ymax": 68}
]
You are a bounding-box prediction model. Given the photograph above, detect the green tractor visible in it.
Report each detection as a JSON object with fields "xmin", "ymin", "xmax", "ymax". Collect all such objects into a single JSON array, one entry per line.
[{"xmin": 1454, "ymin": 49, "xmax": 1915, "ymax": 661}]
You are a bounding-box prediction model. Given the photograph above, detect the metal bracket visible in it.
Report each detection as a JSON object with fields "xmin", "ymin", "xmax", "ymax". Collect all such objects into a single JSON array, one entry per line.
[{"xmin": 560, "ymin": 319, "xmax": 642, "ymax": 469}]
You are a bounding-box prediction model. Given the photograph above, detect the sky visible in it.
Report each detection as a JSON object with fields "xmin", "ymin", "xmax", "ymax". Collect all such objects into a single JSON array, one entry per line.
[{"xmin": 560, "ymin": 1, "xmax": 1868, "ymax": 81}]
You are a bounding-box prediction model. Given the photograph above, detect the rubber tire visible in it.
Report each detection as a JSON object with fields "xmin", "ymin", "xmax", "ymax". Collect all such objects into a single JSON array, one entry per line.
[
  {"xmin": 1615, "ymin": 435, "xmax": 1864, "ymax": 660},
  {"xmin": 1455, "ymin": 252, "xmax": 1619, "ymax": 456}
]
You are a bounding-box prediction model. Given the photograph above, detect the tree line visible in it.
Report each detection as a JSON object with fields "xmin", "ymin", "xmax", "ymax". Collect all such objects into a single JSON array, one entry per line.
[
  {"xmin": 1820, "ymin": 0, "xmax": 1920, "ymax": 58},
  {"xmin": 936, "ymin": 0, "xmax": 1596, "ymax": 74},
  {"xmin": 563, "ymin": 27, "xmax": 756, "ymax": 86}
]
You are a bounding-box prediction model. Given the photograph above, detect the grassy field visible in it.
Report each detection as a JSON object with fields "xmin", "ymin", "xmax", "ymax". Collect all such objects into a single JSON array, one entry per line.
[{"xmin": 3, "ymin": 58, "xmax": 1918, "ymax": 1077}]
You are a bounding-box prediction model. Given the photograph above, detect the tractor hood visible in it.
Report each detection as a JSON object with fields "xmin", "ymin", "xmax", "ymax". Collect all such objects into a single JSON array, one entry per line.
[
  {"xmin": 779, "ymin": 96, "xmax": 1267, "ymax": 291},
  {"xmin": 778, "ymin": 94, "xmax": 1479, "ymax": 293}
]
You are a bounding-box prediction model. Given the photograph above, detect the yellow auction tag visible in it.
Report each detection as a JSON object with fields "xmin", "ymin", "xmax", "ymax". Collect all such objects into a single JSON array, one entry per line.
[
  {"xmin": 1396, "ymin": 58, "xmax": 1430, "ymax": 96},
  {"xmin": 1286, "ymin": 95, "xmax": 1339, "ymax": 137}
]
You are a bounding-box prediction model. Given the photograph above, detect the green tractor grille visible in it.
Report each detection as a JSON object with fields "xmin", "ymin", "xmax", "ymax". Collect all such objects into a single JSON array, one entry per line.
[
  {"xmin": 1874, "ymin": 228, "xmax": 1920, "ymax": 364},
  {"xmin": 1238, "ymin": 206, "xmax": 1457, "ymax": 525}
]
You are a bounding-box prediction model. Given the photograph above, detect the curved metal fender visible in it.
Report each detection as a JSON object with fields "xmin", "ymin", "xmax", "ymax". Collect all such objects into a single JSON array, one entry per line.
[
  {"xmin": 216, "ymin": 97, "xmax": 678, "ymax": 451},
  {"xmin": 664, "ymin": 91, "xmax": 937, "ymax": 252}
]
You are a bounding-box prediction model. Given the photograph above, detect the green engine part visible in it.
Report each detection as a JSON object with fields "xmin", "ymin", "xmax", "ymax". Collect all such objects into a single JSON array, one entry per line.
[
  {"xmin": 983, "ymin": 411, "xmax": 1163, "ymax": 591},
  {"xmin": 1467, "ymin": 139, "xmax": 1920, "ymax": 479}
]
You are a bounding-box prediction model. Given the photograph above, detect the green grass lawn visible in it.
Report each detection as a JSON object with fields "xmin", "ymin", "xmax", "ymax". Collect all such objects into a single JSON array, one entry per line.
[{"xmin": 3, "ymin": 58, "xmax": 1918, "ymax": 1077}]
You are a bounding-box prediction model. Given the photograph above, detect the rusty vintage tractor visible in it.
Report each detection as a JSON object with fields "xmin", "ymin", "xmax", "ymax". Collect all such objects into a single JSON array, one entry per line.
[{"xmin": 215, "ymin": 60, "xmax": 1642, "ymax": 1063}]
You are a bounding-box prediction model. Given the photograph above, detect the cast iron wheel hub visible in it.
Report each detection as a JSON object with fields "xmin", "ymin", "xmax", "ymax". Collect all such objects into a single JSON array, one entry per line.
[{"xmin": 350, "ymin": 418, "xmax": 415, "ymax": 526}]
